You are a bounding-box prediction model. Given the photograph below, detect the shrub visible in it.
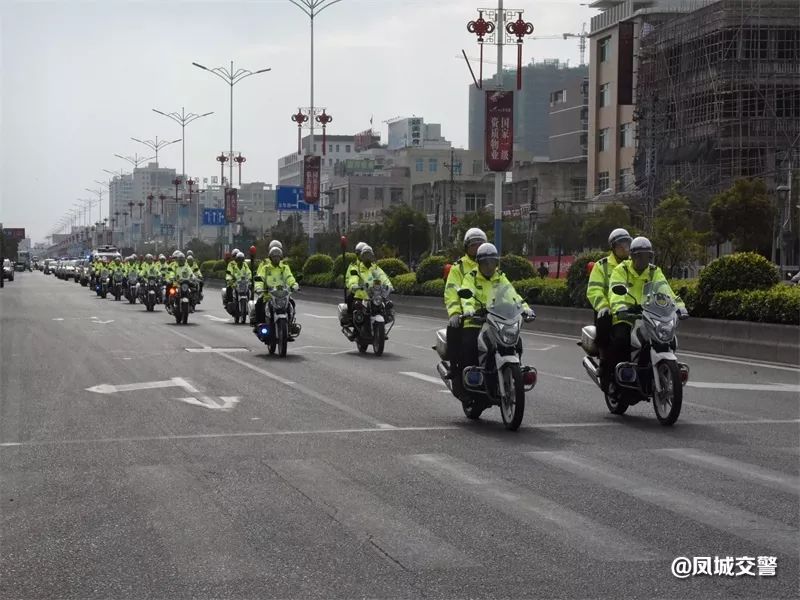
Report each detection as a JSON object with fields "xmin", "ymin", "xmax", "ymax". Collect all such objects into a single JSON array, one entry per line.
[
  {"xmin": 419, "ymin": 278, "xmax": 445, "ymax": 297},
  {"xmin": 303, "ymin": 253, "xmax": 334, "ymax": 275},
  {"xmin": 709, "ymin": 285, "xmax": 800, "ymax": 325},
  {"xmin": 697, "ymin": 252, "xmax": 779, "ymax": 312},
  {"xmin": 416, "ymin": 255, "xmax": 449, "ymax": 283},
  {"xmin": 669, "ymin": 278, "xmax": 700, "ymax": 316},
  {"xmin": 332, "ymin": 252, "xmax": 358, "ymax": 277},
  {"xmin": 513, "ymin": 277, "xmax": 570, "ymax": 306},
  {"xmin": 376, "ymin": 257, "xmax": 410, "ymax": 278},
  {"xmin": 284, "ymin": 255, "xmax": 305, "ymax": 276},
  {"xmin": 566, "ymin": 250, "xmax": 606, "ymax": 308},
  {"xmin": 200, "ymin": 260, "xmax": 218, "ymax": 277},
  {"xmin": 392, "ymin": 273, "xmax": 417, "ymax": 295},
  {"xmin": 211, "ymin": 268, "xmax": 228, "ymax": 281},
  {"xmin": 304, "ymin": 272, "xmax": 335, "ymax": 288},
  {"xmin": 500, "ymin": 254, "xmax": 535, "ymax": 281},
  {"xmin": 214, "ymin": 259, "xmax": 227, "ymax": 271}
]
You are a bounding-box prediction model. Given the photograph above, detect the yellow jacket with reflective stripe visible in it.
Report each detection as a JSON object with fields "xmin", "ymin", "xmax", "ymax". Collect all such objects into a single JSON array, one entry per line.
[
  {"xmin": 586, "ymin": 253, "xmax": 623, "ymax": 313},
  {"xmin": 444, "ymin": 255, "xmax": 477, "ymax": 317},
  {"xmin": 226, "ymin": 262, "xmax": 251, "ymax": 285},
  {"xmin": 609, "ymin": 261, "xmax": 685, "ymax": 324},
  {"xmin": 255, "ymin": 261, "xmax": 297, "ymax": 297},
  {"xmin": 460, "ymin": 269, "xmax": 529, "ymax": 329},
  {"xmin": 348, "ymin": 262, "xmax": 393, "ymax": 300}
]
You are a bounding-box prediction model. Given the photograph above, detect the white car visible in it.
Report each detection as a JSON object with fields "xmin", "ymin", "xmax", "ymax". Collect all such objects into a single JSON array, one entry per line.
[{"xmin": 3, "ymin": 258, "xmax": 13, "ymax": 281}]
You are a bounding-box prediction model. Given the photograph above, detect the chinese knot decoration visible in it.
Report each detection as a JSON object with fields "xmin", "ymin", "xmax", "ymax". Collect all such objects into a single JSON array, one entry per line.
[
  {"xmin": 291, "ymin": 109, "xmax": 309, "ymax": 154},
  {"xmin": 146, "ymin": 193, "xmax": 154, "ymax": 214},
  {"xmin": 315, "ymin": 110, "xmax": 333, "ymax": 156},
  {"xmin": 216, "ymin": 153, "xmax": 228, "ymax": 186},
  {"xmin": 506, "ymin": 12, "xmax": 534, "ymax": 90},
  {"xmin": 233, "ymin": 154, "xmax": 246, "ymax": 186},
  {"xmin": 467, "ymin": 11, "xmax": 495, "ymax": 89}
]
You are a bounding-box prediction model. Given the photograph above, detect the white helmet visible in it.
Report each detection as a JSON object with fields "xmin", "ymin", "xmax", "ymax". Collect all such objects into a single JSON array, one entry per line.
[
  {"xmin": 172, "ymin": 250, "xmax": 181, "ymax": 258},
  {"xmin": 158, "ymin": 254, "xmax": 166, "ymax": 260},
  {"xmin": 360, "ymin": 245, "xmax": 375, "ymax": 261},
  {"xmin": 476, "ymin": 242, "xmax": 499, "ymax": 277},
  {"xmin": 236, "ymin": 251, "xmax": 245, "ymax": 260},
  {"xmin": 268, "ymin": 246, "xmax": 283, "ymax": 259},
  {"xmin": 608, "ymin": 228, "xmax": 632, "ymax": 248},
  {"xmin": 232, "ymin": 248, "xmax": 240, "ymax": 256},
  {"xmin": 268, "ymin": 240, "xmax": 283, "ymax": 251},
  {"xmin": 186, "ymin": 250, "xmax": 194, "ymax": 257},
  {"xmin": 464, "ymin": 227, "xmax": 488, "ymax": 249},
  {"xmin": 174, "ymin": 251, "xmax": 185, "ymax": 261},
  {"xmin": 630, "ymin": 236, "xmax": 653, "ymax": 270},
  {"xmin": 355, "ymin": 241, "xmax": 367, "ymax": 254}
]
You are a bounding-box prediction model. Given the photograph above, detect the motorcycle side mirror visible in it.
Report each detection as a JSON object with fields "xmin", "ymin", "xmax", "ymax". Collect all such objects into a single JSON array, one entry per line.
[
  {"xmin": 457, "ymin": 288, "xmax": 473, "ymax": 299},
  {"xmin": 611, "ymin": 284, "xmax": 628, "ymax": 296}
]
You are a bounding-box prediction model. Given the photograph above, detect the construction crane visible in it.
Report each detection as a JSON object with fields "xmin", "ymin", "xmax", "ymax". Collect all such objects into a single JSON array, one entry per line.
[
  {"xmin": 457, "ymin": 24, "xmax": 588, "ymax": 67},
  {"xmin": 562, "ymin": 23, "xmax": 588, "ymax": 66}
]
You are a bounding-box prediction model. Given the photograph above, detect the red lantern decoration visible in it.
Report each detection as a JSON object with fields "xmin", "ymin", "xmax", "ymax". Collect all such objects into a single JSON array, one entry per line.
[
  {"xmin": 467, "ymin": 11, "xmax": 495, "ymax": 89},
  {"xmin": 291, "ymin": 109, "xmax": 309, "ymax": 154},
  {"xmin": 315, "ymin": 110, "xmax": 333, "ymax": 156},
  {"xmin": 506, "ymin": 12, "xmax": 534, "ymax": 90},
  {"xmin": 340, "ymin": 236, "xmax": 348, "ymax": 249},
  {"xmin": 249, "ymin": 245, "xmax": 257, "ymax": 256}
]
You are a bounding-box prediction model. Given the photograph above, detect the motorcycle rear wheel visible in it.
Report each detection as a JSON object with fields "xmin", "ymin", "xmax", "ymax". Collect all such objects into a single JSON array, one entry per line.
[
  {"xmin": 462, "ymin": 396, "xmax": 485, "ymax": 420},
  {"xmin": 604, "ymin": 390, "xmax": 629, "ymax": 415},
  {"xmin": 653, "ymin": 360, "xmax": 682, "ymax": 426},
  {"xmin": 373, "ymin": 323, "xmax": 385, "ymax": 356}
]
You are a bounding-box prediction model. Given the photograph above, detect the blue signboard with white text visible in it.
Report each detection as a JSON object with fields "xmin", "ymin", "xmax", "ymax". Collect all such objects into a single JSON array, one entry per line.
[
  {"xmin": 203, "ymin": 208, "xmax": 227, "ymax": 226},
  {"xmin": 276, "ymin": 186, "xmax": 319, "ymax": 212}
]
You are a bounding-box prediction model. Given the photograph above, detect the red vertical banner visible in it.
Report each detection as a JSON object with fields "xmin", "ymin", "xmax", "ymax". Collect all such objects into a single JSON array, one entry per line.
[
  {"xmin": 224, "ymin": 188, "xmax": 238, "ymax": 223},
  {"xmin": 304, "ymin": 155, "xmax": 321, "ymax": 203},
  {"xmin": 485, "ymin": 90, "xmax": 514, "ymax": 172}
]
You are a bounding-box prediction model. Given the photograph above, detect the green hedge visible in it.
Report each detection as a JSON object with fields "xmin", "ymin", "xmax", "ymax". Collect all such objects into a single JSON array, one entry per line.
[
  {"xmin": 697, "ymin": 252, "xmax": 779, "ymax": 312},
  {"xmin": 669, "ymin": 278, "xmax": 700, "ymax": 315},
  {"xmin": 709, "ymin": 285, "xmax": 800, "ymax": 325},
  {"xmin": 566, "ymin": 250, "xmax": 606, "ymax": 309},
  {"xmin": 416, "ymin": 255, "xmax": 449, "ymax": 283},
  {"xmin": 376, "ymin": 258, "xmax": 410, "ymax": 278},
  {"xmin": 500, "ymin": 254, "xmax": 535, "ymax": 281},
  {"xmin": 513, "ymin": 278, "xmax": 570, "ymax": 306},
  {"xmin": 419, "ymin": 278, "xmax": 445, "ymax": 296},
  {"xmin": 392, "ymin": 273, "xmax": 417, "ymax": 295},
  {"xmin": 303, "ymin": 253, "xmax": 334, "ymax": 275},
  {"xmin": 303, "ymin": 272, "xmax": 335, "ymax": 288},
  {"xmin": 332, "ymin": 252, "xmax": 358, "ymax": 277}
]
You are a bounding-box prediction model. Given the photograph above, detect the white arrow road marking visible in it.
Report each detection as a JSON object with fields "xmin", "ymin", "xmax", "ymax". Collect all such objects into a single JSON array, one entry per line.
[
  {"xmin": 687, "ymin": 381, "xmax": 800, "ymax": 393},
  {"xmin": 86, "ymin": 378, "xmax": 187, "ymax": 394},
  {"xmin": 177, "ymin": 396, "xmax": 240, "ymax": 411},
  {"xmin": 90, "ymin": 318, "xmax": 114, "ymax": 324},
  {"xmin": 203, "ymin": 315, "xmax": 230, "ymax": 322},
  {"xmin": 400, "ymin": 371, "xmax": 446, "ymax": 385}
]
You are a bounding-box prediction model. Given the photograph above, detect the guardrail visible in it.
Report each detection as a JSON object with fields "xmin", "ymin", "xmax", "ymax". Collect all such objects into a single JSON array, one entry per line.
[{"xmin": 206, "ymin": 280, "xmax": 799, "ymax": 366}]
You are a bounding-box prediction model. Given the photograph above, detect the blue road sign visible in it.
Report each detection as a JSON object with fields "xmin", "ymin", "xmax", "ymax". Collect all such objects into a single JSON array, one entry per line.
[
  {"xmin": 276, "ymin": 186, "xmax": 319, "ymax": 212},
  {"xmin": 203, "ymin": 208, "xmax": 227, "ymax": 226}
]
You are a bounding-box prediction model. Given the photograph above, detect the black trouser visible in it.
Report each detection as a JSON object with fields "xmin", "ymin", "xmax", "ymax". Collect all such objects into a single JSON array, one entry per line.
[
  {"xmin": 446, "ymin": 325, "xmax": 462, "ymax": 375},
  {"xmin": 608, "ymin": 322, "xmax": 632, "ymax": 384},
  {"xmin": 460, "ymin": 328, "xmax": 481, "ymax": 373},
  {"xmin": 594, "ymin": 311, "xmax": 613, "ymax": 385},
  {"xmin": 226, "ymin": 286, "xmax": 233, "ymax": 303}
]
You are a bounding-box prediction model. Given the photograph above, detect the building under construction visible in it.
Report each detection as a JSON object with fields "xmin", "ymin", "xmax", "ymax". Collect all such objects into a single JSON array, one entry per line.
[{"xmin": 633, "ymin": 0, "xmax": 800, "ymax": 203}]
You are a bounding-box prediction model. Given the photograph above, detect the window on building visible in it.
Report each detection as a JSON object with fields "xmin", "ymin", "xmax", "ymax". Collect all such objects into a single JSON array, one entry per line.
[
  {"xmin": 390, "ymin": 188, "xmax": 404, "ymax": 203},
  {"xmin": 598, "ymin": 128, "xmax": 609, "ymax": 151},
  {"xmin": 599, "ymin": 83, "xmax": 610, "ymax": 107},
  {"xmin": 619, "ymin": 122, "xmax": 632, "ymax": 147},
  {"xmin": 453, "ymin": 161, "xmax": 462, "ymax": 176},
  {"xmin": 464, "ymin": 193, "xmax": 487, "ymax": 213},
  {"xmin": 346, "ymin": 145, "xmax": 351, "ymax": 153},
  {"xmin": 329, "ymin": 158, "xmax": 333, "ymax": 166},
  {"xmin": 550, "ymin": 89, "xmax": 566, "ymax": 104},
  {"xmin": 597, "ymin": 171, "xmax": 610, "ymax": 194},
  {"xmin": 416, "ymin": 158, "xmax": 424, "ymax": 172},
  {"xmin": 328, "ymin": 144, "xmax": 333, "ymax": 153},
  {"xmin": 473, "ymin": 159, "xmax": 483, "ymax": 175},
  {"xmin": 429, "ymin": 158, "xmax": 438, "ymax": 173},
  {"xmin": 375, "ymin": 188, "xmax": 384, "ymax": 202},
  {"xmin": 336, "ymin": 144, "xmax": 340, "ymax": 153},
  {"xmin": 619, "ymin": 168, "xmax": 632, "ymax": 191},
  {"xmin": 359, "ymin": 187, "xmax": 369, "ymax": 201},
  {"xmin": 599, "ymin": 37, "xmax": 611, "ymax": 62}
]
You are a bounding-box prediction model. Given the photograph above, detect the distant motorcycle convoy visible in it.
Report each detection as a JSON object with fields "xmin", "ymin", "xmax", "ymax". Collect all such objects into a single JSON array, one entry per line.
[{"xmin": 44, "ymin": 226, "xmax": 690, "ymax": 429}]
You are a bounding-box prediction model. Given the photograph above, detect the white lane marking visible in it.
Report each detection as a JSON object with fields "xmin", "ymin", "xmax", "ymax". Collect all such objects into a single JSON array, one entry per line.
[
  {"xmin": 406, "ymin": 454, "xmax": 660, "ymax": 561},
  {"xmin": 86, "ymin": 378, "xmax": 189, "ymax": 394},
  {"xmin": 90, "ymin": 317, "xmax": 114, "ymax": 324},
  {"xmin": 177, "ymin": 396, "xmax": 240, "ymax": 411},
  {"xmin": 168, "ymin": 327, "xmax": 211, "ymax": 349},
  {"xmin": 525, "ymin": 451, "xmax": 799, "ymax": 555},
  {"xmin": 203, "ymin": 314, "xmax": 230, "ymax": 322},
  {"xmin": 185, "ymin": 347, "xmax": 249, "ymax": 353},
  {"xmin": 269, "ymin": 458, "xmax": 477, "ymax": 569},
  {"xmin": 51, "ymin": 318, "xmax": 64, "ymax": 321},
  {"xmin": 0, "ymin": 425, "xmax": 460, "ymax": 447},
  {"xmin": 303, "ymin": 313, "xmax": 337, "ymax": 319},
  {"xmin": 688, "ymin": 381, "xmax": 800, "ymax": 393},
  {"xmin": 399, "ymin": 371, "xmax": 445, "ymax": 385},
  {"xmin": 652, "ymin": 448, "xmax": 800, "ymax": 495}
]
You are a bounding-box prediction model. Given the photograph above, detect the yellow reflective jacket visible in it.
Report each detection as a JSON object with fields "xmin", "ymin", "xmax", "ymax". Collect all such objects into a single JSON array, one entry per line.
[
  {"xmin": 609, "ymin": 261, "xmax": 685, "ymax": 324},
  {"xmin": 226, "ymin": 262, "xmax": 251, "ymax": 285},
  {"xmin": 171, "ymin": 264, "xmax": 196, "ymax": 286},
  {"xmin": 586, "ymin": 253, "xmax": 624, "ymax": 313},
  {"xmin": 460, "ymin": 269, "xmax": 529, "ymax": 329},
  {"xmin": 444, "ymin": 255, "xmax": 478, "ymax": 317},
  {"xmin": 348, "ymin": 262, "xmax": 393, "ymax": 300},
  {"xmin": 255, "ymin": 261, "xmax": 297, "ymax": 297}
]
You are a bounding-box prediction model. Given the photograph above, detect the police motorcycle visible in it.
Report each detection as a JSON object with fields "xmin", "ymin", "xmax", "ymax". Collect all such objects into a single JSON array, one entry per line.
[
  {"xmin": 338, "ymin": 273, "xmax": 394, "ymax": 357},
  {"xmin": 139, "ymin": 270, "xmax": 161, "ymax": 312},
  {"xmin": 124, "ymin": 270, "xmax": 139, "ymax": 304},
  {"xmin": 578, "ymin": 280, "xmax": 690, "ymax": 426},
  {"xmin": 226, "ymin": 272, "xmax": 252, "ymax": 324},
  {"xmin": 111, "ymin": 266, "xmax": 126, "ymax": 301},
  {"xmin": 251, "ymin": 286, "xmax": 300, "ymax": 357},
  {"xmin": 433, "ymin": 285, "xmax": 537, "ymax": 431},
  {"xmin": 167, "ymin": 274, "xmax": 197, "ymax": 325},
  {"xmin": 96, "ymin": 266, "xmax": 111, "ymax": 298}
]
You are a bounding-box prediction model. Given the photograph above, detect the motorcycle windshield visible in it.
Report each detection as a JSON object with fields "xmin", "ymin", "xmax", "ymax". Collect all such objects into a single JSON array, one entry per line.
[
  {"xmin": 641, "ymin": 280, "xmax": 677, "ymax": 319},
  {"xmin": 486, "ymin": 283, "xmax": 524, "ymax": 321}
]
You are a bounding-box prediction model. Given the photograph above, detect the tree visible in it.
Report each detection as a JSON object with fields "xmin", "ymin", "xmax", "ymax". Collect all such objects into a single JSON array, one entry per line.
[
  {"xmin": 382, "ymin": 204, "xmax": 431, "ymax": 262},
  {"xmin": 184, "ymin": 238, "xmax": 217, "ymax": 263},
  {"xmin": 579, "ymin": 203, "xmax": 631, "ymax": 250},
  {"xmin": 539, "ymin": 207, "xmax": 583, "ymax": 255},
  {"xmin": 710, "ymin": 178, "xmax": 774, "ymax": 256},
  {"xmin": 650, "ymin": 188, "xmax": 703, "ymax": 276}
]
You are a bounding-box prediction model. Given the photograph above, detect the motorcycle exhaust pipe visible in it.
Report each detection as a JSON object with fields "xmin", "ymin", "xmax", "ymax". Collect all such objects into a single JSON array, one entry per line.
[
  {"xmin": 435, "ymin": 362, "xmax": 453, "ymax": 392},
  {"xmin": 582, "ymin": 356, "xmax": 600, "ymax": 388}
]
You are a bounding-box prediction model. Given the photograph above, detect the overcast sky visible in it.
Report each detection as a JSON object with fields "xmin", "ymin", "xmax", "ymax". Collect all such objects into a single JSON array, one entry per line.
[{"xmin": 1, "ymin": 0, "xmax": 595, "ymax": 243}]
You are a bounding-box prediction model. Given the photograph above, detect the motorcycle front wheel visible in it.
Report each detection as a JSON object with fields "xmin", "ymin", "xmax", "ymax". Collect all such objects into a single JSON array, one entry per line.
[
  {"xmin": 277, "ymin": 320, "xmax": 288, "ymax": 357},
  {"xmin": 653, "ymin": 360, "xmax": 682, "ymax": 426},
  {"xmin": 604, "ymin": 391, "xmax": 629, "ymax": 415},
  {"xmin": 500, "ymin": 364, "xmax": 526, "ymax": 431},
  {"xmin": 181, "ymin": 303, "xmax": 189, "ymax": 324},
  {"xmin": 373, "ymin": 322, "xmax": 385, "ymax": 356}
]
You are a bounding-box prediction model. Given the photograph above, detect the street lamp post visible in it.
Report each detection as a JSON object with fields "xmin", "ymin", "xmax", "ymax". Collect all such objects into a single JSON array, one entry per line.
[
  {"xmin": 152, "ymin": 107, "xmax": 214, "ymax": 183},
  {"xmin": 114, "ymin": 153, "xmax": 155, "ymax": 169},
  {"xmin": 130, "ymin": 136, "xmax": 181, "ymax": 167}
]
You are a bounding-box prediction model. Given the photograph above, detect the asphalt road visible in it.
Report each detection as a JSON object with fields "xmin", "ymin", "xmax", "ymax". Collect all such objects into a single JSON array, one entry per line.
[{"xmin": 1, "ymin": 272, "xmax": 798, "ymax": 599}]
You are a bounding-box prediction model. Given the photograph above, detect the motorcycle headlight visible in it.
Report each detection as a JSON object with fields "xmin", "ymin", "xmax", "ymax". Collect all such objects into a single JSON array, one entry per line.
[
  {"xmin": 497, "ymin": 321, "xmax": 521, "ymax": 345},
  {"xmin": 655, "ymin": 318, "xmax": 675, "ymax": 342}
]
